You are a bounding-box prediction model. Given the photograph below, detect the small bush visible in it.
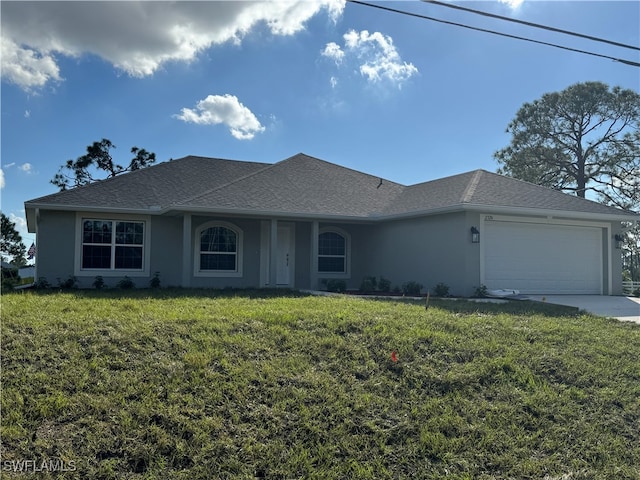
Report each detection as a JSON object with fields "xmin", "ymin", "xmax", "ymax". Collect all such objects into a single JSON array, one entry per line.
[
  {"xmin": 378, "ymin": 276, "xmax": 391, "ymax": 293},
  {"xmin": 116, "ymin": 276, "xmax": 136, "ymax": 290},
  {"xmin": 474, "ymin": 284, "xmax": 488, "ymax": 298},
  {"xmin": 57, "ymin": 276, "xmax": 78, "ymax": 290},
  {"xmin": 93, "ymin": 276, "xmax": 105, "ymax": 290},
  {"xmin": 33, "ymin": 277, "xmax": 51, "ymax": 289},
  {"xmin": 433, "ymin": 282, "xmax": 450, "ymax": 297},
  {"xmin": 360, "ymin": 276, "xmax": 377, "ymax": 292},
  {"xmin": 1, "ymin": 266, "xmax": 19, "ymax": 291},
  {"xmin": 402, "ymin": 281, "xmax": 423, "ymax": 296},
  {"xmin": 150, "ymin": 272, "xmax": 161, "ymax": 289},
  {"xmin": 322, "ymin": 279, "xmax": 347, "ymax": 293}
]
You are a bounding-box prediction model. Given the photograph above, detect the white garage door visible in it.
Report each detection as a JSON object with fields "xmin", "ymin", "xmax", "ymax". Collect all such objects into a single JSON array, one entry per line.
[{"xmin": 483, "ymin": 221, "xmax": 602, "ymax": 294}]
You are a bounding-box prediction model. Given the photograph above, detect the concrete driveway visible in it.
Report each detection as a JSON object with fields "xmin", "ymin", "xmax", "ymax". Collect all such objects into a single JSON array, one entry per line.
[{"xmin": 527, "ymin": 295, "xmax": 640, "ymax": 323}]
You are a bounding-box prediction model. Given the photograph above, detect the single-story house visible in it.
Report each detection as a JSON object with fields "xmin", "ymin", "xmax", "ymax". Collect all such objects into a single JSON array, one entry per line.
[{"xmin": 25, "ymin": 153, "xmax": 639, "ymax": 295}]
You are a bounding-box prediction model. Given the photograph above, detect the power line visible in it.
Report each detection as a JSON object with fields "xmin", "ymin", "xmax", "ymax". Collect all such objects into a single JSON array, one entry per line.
[
  {"xmin": 425, "ymin": 0, "xmax": 640, "ymax": 52},
  {"xmin": 346, "ymin": 0, "xmax": 640, "ymax": 68}
]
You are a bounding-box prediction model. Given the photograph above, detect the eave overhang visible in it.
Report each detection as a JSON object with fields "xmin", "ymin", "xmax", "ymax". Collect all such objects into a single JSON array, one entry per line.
[{"xmin": 25, "ymin": 200, "xmax": 639, "ymax": 233}]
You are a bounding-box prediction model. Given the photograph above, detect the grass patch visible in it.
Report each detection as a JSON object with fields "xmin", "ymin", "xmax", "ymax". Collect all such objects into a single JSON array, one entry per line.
[{"xmin": 1, "ymin": 290, "xmax": 639, "ymax": 479}]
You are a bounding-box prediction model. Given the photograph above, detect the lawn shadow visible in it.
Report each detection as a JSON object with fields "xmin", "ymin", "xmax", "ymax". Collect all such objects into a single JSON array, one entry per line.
[
  {"xmin": 369, "ymin": 296, "xmax": 581, "ymax": 318},
  {"xmin": 14, "ymin": 287, "xmax": 580, "ymax": 317},
  {"xmin": 14, "ymin": 286, "xmax": 315, "ymax": 300}
]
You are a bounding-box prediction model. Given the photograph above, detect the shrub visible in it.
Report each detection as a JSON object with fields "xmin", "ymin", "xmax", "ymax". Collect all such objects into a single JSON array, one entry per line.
[
  {"xmin": 359, "ymin": 276, "xmax": 377, "ymax": 292},
  {"xmin": 116, "ymin": 276, "xmax": 136, "ymax": 290},
  {"xmin": 93, "ymin": 276, "xmax": 105, "ymax": 290},
  {"xmin": 2, "ymin": 278, "xmax": 16, "ymax": 291},
  {"xmin": 322, "ymin": 279, "xmax": 347, "ymax": 293},
  {"xmin": 1, "ymin": 265, "xmax": 19, "ymax": 291},
  {"xmin": 433, "ymin": 282, "xmax": 450, "ymax": 297},
  {"xmin": 57, "ymin": 276, "xmax": 78, "ymax": 290},
  {"xmin": 402, "ymin": 281, "xmax": 423, "ymax": 296},
  {"xmin": 378, "ymin": 276, "xmax": 392, "ymax": 293},
  {"xmin": 474, "ymin": 284, "xmax": 488, "ymax": 298},
  {"xmin": 33, "ymin": 277, "xmax": 51, "ymax": 289},
  {"xmin": 150, "ymin": 272, "xmax": 161, "ymax": 289}
]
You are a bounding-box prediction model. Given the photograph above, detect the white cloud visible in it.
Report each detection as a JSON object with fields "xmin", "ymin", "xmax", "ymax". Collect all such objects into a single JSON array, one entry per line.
[
  {"xmin": 9, "ymin": 213, "xmax": 27, "ymax": 232},
  {"xmin": 324, "ymin": 30, "xmax": 418, "ymax": 87},
  {"xmin": 322, "ymin": 42, "xmax": 345, "ymax": 65},
  {"xmin": 175, "ymin": 94, "xmax": 265, "ymax": 140},
  {"xmin": 8, "ymin": 212, "xmax": 31, "ymax": 248},
  {"xmin": 499, "ymin": 0, "xmax": 524, "ymax": 9},
  {"xmin": 0, "ymin": 169, "xmax": 4, "ymax": 189},
  {"xmin": 1, "ymin": 1, "xmax": 345, "ymax": 92},
  {"xmin": 1, "ymin": 37, "xmax": 62, "ymax": 91},
  {"xmin": 2, "ymin": 162, "xmax": 35, "ymax": 179}
]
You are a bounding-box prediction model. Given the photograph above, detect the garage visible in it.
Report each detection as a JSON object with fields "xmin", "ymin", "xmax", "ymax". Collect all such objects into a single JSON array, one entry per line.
[{"xmin": 483, "ymin": 220, "xmax": 603, "ymax": 294}]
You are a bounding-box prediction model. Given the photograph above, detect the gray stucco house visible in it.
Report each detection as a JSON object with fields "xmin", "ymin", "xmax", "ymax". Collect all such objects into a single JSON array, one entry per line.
[{"xmin": 25, "ymin": 153, "xmax": 639, "ymax": 295}]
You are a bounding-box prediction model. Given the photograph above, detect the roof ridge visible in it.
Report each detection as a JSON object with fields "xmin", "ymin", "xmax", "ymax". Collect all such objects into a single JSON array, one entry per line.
[
  {"xmin": 460, "ymin": 170, "xmax": 483, "ymax": 204},
  {"xmin": 282, "ymin": 153, "xmax": 408, "ymax": 214},
  {"xmin": 25, "ymin": 156, "xmax": 180, "ymax": 204},
  {"xmin": 176, "ymin": 153, "xmax": 406, "ymax": 209},
  {"xmin": 402, "ymin": 169, "xmax": 478, "ymax": 190},
  {"xmin": 25, "ymin": 155, "xmax": 269, "ymax": 206},
  {"xmin": 286, "ymin": 152, "xmax": 407, "ymax": 187},
  {"xmin": 173, "ymin": 158, "xmax": 277, "ymax": 207},
  {"xmin": 478, "ymin": 169, "xmax": 638, "ymax": 214}
]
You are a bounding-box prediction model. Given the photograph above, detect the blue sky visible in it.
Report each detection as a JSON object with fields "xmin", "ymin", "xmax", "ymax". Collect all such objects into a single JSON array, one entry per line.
[{"xmin": 1, "ymin": 1, "xmax": 639, "ymax": 247}]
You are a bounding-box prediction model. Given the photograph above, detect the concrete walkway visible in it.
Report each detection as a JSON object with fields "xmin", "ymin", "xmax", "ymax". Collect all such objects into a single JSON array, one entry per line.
[{"xmin": 526, "ymin": 295, "xmax": 640, "ymax": 324}]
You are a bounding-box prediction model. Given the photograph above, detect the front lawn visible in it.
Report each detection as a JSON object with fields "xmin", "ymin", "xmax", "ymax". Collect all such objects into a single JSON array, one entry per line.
[{"xmin": 1, "ymin": 290, "xmax": 639, "ymax": 479}]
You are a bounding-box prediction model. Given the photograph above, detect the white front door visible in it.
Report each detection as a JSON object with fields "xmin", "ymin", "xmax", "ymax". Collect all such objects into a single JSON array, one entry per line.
[{"xmin": 276, "ymin": 225, "xmax": 294, "ymax": 286}]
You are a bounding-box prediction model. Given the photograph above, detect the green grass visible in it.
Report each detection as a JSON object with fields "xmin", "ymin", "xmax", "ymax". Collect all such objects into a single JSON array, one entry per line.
[{"xmin": 1, "ymin": 289, "xmax": 639, "ymax": 479}]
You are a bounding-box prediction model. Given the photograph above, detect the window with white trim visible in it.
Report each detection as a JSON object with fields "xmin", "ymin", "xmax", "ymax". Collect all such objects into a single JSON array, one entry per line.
[
  {"xmin": 196, "ymin": 222, "xmax": 243, "ymax": 276},
  {"xmin": 318, "ymin": 230, "xmax": 347, "ymax": 273},
  {"xmin": 82, "ymin": 219, "xmax": 144, "ymax": 270}
]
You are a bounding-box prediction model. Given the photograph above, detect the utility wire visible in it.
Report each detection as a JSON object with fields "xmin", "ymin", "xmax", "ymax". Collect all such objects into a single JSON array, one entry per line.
[
  {"xmin": 425, "ymin": 0, "xmax": 640, "ymax": 52},
  {"xmin": 346, "ymin": 0, "xmax": 640, "ymax": 68}
]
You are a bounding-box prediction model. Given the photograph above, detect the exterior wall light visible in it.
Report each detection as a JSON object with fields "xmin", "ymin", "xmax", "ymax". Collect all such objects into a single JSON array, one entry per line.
[
  {"xmin": 471, "ymin": 226, "xmax": 480, "ymax": 243},
  {"xmin": 614, "ymin": 234, "xmax": 624, "ymax": 249}
]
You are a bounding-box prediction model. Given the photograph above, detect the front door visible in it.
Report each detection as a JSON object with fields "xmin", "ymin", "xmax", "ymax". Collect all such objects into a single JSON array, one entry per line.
[{"xmin": 276, "ymin": 225, "xmax": 294, "ymax": 286}]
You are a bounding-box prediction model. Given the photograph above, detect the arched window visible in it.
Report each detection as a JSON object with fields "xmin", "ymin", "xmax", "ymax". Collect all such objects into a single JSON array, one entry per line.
[
  {"xmin": 195, "ymin": 222, "xmax": 243, "ymax": 276},
  {"xmin": 318, "ymin": 229, "xmax": 348, "ymax": 274}
]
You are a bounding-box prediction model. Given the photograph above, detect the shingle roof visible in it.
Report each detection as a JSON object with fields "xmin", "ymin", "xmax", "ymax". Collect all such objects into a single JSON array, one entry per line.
[
  {"xmin": 25, "ymin": 153, "xmax": 638, "ymax": 221},
  {"xmin": 25, "ymin": 156, "xmax": 269, "ymax": 210},
  {"xmin": 180, "ymin": 154, "xmax": 405, "ymax": 217},
  {"xmin": 464, "ymin": 170, "xmax": 632, "ymax": 216},
  {"xmin": 382, "ymin": 169, "xmax": 635, "ymax": 218}
]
